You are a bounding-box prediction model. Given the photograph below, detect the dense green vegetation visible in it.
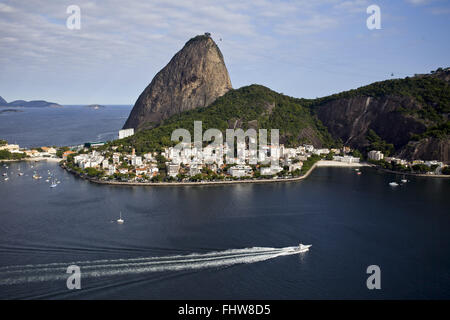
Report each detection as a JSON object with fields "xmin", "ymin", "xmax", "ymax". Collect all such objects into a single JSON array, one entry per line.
[
  {"xmin": 366, "ymin": 129, "xmax": 395, "ymax": 156},
  {"xmin": 411, "ymin": 122, "xmax": 450, "ymax": 140},
  {"xmin": 368, "ymin": 159, "xmax": 443, "ymax": 174},
  {"xmin": 56, "ymin": 146, "xmax": 70, "ymax": 158},
  {"xmin": 112, "ymin": 85, "xmax": 336, "ymax": 154},
  {"xmin": 0, "ymin": 140, "xmax": 7, "ymax": 146},
  {"xmin": 300, "ymin": 155, "xmax": 321, "ymax": 175},
  {"xmin": 104, "ymin": 70, "xmax": 449, "ymax": 163},
  {"xmin": 313, "ymin": 74, "xmax": 450, "ymax": 124},
  {"xmin": 0, "ymin": 150, "xmax": 26, "ymax": 160}
]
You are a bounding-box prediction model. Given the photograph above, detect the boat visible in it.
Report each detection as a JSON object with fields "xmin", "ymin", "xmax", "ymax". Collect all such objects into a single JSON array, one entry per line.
[
  {"xmin": 117, "ymin": 212, "xmax": 124, "ymax": 224},
  {"xmin": 401, "ymin": 179, "xmax": 408, "ymax": 183},
  {"xmin": 355, "ymin": 168, "xmax": 360, "ymax": 172},
  {"xmin": 357, "ymin": 172, "xmax": 362, "ymax": 175},
  {"xmin": 389, "ymin": 182, "xmax": 399, "ymax": 187},
  {"xmin": 2, "ymin": 173, "xmax": 7, "ymax": 176},
  {"xmin": 32, "ymin": 174, "xmax": 41, "ymax": 180},
  {"xmin": 50, "ymin": 182, "xmax": 58, "ymax": 188},
  {"xmin": 18, "ymin": 172, "xmax": 24, "ymax": 176},
  {"xmin": 4, "ymin": 177, "xmax": 9, "ymax": 181},
  {"xmin": 289, "ymin": 243, "xmax": 312, "ymax": 253}
]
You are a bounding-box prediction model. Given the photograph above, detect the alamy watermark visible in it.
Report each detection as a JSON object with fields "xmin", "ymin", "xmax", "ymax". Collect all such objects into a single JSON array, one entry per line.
[
  {"xmin": 66, "ymin": 5, "xmax": 81, "ymax": 30},
  {"xmin": 66, "ymin": 265, "xmax": 81, "ymax": 289},
  {"xmin": 366, "ymin": 4, "xmax": 381, "ymax": 30},
  {"xmin": 366, "ymin": 265, "xmax": 381, "ymax": 290}
]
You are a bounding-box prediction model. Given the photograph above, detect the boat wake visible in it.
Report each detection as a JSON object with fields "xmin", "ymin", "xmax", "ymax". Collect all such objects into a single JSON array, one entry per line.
[{"xmin": 0, "ymin": 246, "xmax": 308, "ymax": 285}]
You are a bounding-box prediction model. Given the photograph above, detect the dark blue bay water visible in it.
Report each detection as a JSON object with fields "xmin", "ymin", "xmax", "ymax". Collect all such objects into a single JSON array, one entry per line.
[
  {"xmin": 0, "ymin": 162, "xmax": 449, "ymax": 299},
  {"xmin": 0, "ymin": 105, "xmax": 132, "ymax": 148},
  {"xmin": 0, "ymin": 107, "xmax": 449, "ymax": 299}
]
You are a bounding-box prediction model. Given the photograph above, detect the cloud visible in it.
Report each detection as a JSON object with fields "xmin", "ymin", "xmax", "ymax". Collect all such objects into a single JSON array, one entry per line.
[
  {"xmin": 0, "ymin": 0, "xmax": 387, "ymax": 102},
  {"xmin": 0, "ymin": 3, "xmax": 15, "ymax": 12}
]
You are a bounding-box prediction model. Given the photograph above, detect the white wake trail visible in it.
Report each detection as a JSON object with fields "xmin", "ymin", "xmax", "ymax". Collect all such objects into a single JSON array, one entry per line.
[{"xmin": 0, "ymin": 246, "xmax": 307, "ymax": 285}]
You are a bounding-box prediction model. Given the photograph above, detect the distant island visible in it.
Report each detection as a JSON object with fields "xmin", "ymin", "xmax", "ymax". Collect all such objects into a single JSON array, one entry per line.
[
  {"xmin": 0, "ymin": 95, "xmax": 62, "ymax": 108},
  {"xmin": 0, "ymin": 109, "xmax": 23, "ymax": 114},
  {"xmin": 85, "ymin": 104, "xmax": 106, "ymax": 110}
]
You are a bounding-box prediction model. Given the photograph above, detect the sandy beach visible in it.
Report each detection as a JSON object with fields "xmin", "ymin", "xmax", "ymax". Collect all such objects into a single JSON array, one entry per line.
[{"xmin": 315, "ymin": 160, "xmax": 370, "ymax": 167}]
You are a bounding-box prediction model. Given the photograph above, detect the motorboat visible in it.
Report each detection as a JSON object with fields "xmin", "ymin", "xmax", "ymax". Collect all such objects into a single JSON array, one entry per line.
[
  {"xmin": 289, "ymin": 244, "xmax": 312, "ymax": 253},
  {"xmin": 117, "ymin": 212, "xmax": 124, "ymax": 224},
  {"xmin": 389, "ymin": 182, "xmax": 399, "ymax": 187},
  {"xmin": 401, "ymin": 179, "xmax": 408, "ymax": 183}
]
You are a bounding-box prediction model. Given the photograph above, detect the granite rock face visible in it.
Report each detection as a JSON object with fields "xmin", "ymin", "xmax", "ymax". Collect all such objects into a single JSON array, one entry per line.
[
  {"xmin": 123, "ymin": 34, "xmax": 232, "ymax": 131},
  {"xmin": 315, "ymin": 69, "xmax": 450, "ymax": 162}
]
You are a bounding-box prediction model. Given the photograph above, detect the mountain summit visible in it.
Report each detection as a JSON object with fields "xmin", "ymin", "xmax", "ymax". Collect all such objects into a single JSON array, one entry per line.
[{"xmin": 123, "ymin": 34, "xmax": 232, "ymax": 131}]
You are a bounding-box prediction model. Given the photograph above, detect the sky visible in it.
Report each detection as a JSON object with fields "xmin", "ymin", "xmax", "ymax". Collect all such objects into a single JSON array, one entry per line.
[{"xmin": 0, "ymin": 0, "xmax": 449, "ymax": 104}]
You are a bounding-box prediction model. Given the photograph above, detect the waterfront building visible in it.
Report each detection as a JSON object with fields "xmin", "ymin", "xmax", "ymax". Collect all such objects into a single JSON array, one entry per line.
[
  {"xmin": 167, "ymin": 163, "xmax": 180, "ymax": 178},
  {"xmin": 228, "ymin": 165, "xmax": 253, "ymax": 177},
  {"xmin": 333, "ymin": 155, "xmax": 360, "ymax": 163},
  {"xmin": 108, "ymin": 165, "xmax": 116, "ymax": 176},
  {"xmin": 368, "ymin": 150, "xmax": 384, "ymax": 161},
  {"xmin": 289, "ymin": 162, "xmax": 303, "ymax": 172},
  {"xmin": 260, "ymin": 165, "xmax": 283, "ymax": 176}
]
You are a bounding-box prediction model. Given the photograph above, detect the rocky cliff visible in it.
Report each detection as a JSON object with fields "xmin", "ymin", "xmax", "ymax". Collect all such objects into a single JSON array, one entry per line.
[
  {"xmin": 314, "ymin": 68, "xmax": 450, "ymax": 162},
  {"xmin": 123, "ymin": 34, "xmax": 232, "ymax": 131}
]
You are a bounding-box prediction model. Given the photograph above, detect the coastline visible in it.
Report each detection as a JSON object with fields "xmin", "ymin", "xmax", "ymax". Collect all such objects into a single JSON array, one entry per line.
[
  {"xmin": 376, "ymin": 167, "xmax": 450, "ymax": 179},
  {"xmin": 0, "ymin": 157, "xmax": 62, "ymax": 163},
  {"xmin": 63, "ymin": 160, "xmax": 370, "ymax": 187}
]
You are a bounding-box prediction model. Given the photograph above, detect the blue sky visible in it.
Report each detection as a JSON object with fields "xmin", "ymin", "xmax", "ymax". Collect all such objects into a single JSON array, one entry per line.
[{"xmin": 0, "ymin": 0, "xmax": 449, "ymax": 104}]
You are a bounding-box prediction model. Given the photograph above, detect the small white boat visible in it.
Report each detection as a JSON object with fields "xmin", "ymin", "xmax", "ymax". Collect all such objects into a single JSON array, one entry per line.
[
  {"xmin": 389, "ymin": 182, "xmax": 399, "ymax": 187},
  {"xmin": 4, "ymin": 177, "xmax": 9, "ymax": 181},
  {"xmin": 2, "ymin": 173, "xmax": 7, "ymax": 176},
  {"xmin": 289, "ymin": 243, "xmax": 312, "ymax": 253},
  {"xmin": 117, "ymin": 212, "xmax": 124, "ymax": 224},
  {"xmin": 401, "ymin": 179, "xmax": 407, "ymax": 183},
  {"xmin": 18, "ymin": 172, "xmax": 24, "ymax": 176},
  {"xmin": 50, "ymin": 183, "xmax": 58, "ymax": 188}
]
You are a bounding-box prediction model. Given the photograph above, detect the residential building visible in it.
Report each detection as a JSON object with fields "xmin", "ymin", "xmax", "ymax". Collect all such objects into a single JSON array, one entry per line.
[
  {"xmin": 368, "ymin": 150, "xmax": 384, "ymax": 161},
  {"xmin": 118, "ymin": 128, "xmax": 134, "ymax": 139},
  {"xmin": 228, "ymin": 165, "xmax": 253, "ymax": 177},
  {"xmin": 260, "ymin": 165, "xmax": 283, "ymax": 176}
]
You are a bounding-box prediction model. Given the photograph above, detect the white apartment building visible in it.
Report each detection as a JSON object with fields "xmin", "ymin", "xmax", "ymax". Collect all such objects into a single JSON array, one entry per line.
[
  {"xmin": 333, "ymin": 155, "xmax": 360, "ymax": 163},
  {"xmin": 131, "ymin": 155, "xmax": 142, "ymax": 166},
  {"xmin": 368, "ymin": 150, "xmax": 384, "ymax": 161},
  {"xmin": 228, "ymin": 165, "xmax": 253, "ymax": 177},
  {"xmin": 167, "ymin": 163, "xmax": 180, "ymax": 177},
  {"xmin": 118, "ymin": 128, "xmax": 134, "ymax": 139},
  {"xmin": 260, "ymin": 165, "xmax": 283, "ymax": 176}
]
